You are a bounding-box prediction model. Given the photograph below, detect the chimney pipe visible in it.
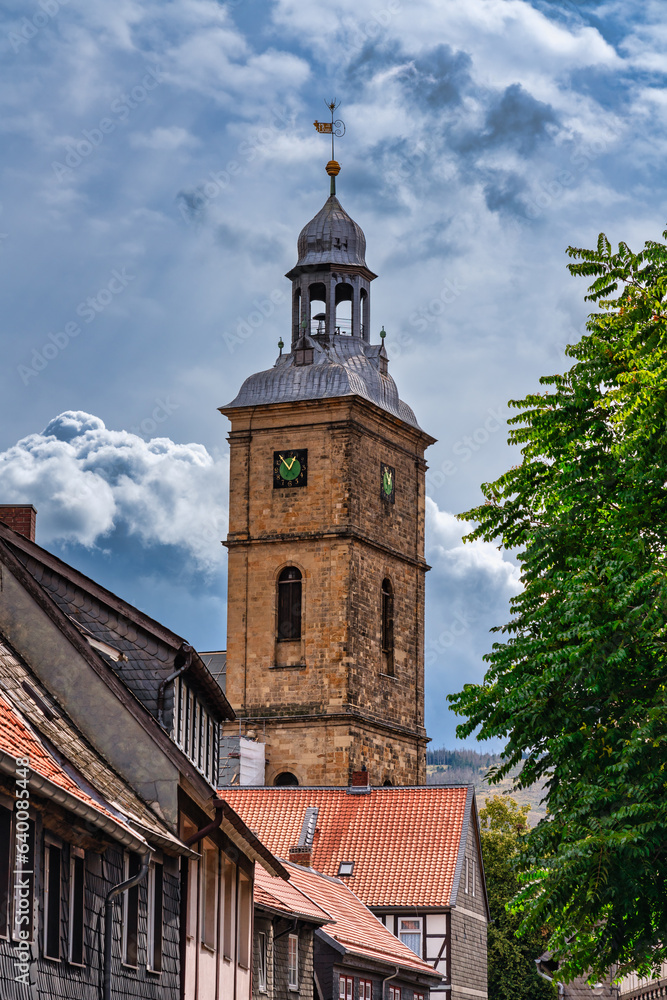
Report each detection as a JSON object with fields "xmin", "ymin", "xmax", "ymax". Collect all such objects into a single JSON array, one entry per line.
[{"xmin": 0, "ymin": 505, "xmax": 37, "ymax": 541}]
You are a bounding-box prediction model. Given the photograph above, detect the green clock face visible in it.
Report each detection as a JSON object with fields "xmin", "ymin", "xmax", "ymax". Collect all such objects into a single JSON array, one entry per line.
[
  {"xmin": 274, "ymin": 449, "xmax": 308, "ymax": 489},
  {"xmin": 381, "ymin": 463, "xmax": 395, "ymax": 503}
]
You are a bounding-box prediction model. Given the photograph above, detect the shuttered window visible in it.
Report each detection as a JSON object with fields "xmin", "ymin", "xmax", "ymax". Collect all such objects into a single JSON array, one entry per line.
[{"xmin": 277, "ymin": 567, "xmax": 302, "ymax": 640}]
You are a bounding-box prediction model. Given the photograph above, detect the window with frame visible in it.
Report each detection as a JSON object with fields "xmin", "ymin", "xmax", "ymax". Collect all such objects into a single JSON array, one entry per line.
[
  {"xmin": 359, "ymin": 979, "xmax": 373, "ymax": 1000},
  {"xmin": 237, "ymin": 870, "xmax": 251, "ymax": 968},
  {"xmin": 277, "ymin": 567, "xmax": 302, "ymax": 641},
  {"xmin": 257, "ymin": 931, "xmax": 268, "ymax": 992},
  {"xmin": 68, "ymin": 849, "xmax": 85, "ymax": 965},
  {"xmin": 223, "ymin": 855, "xmax": 235, "ymax": 960},
  {"xmin": 172, "ymin": 677, "xmax": 218, "ymax": 785},
  {"xmin": 147, "ymin": 862, "xmax": 163, "ymax": 972},
  {"xmin": 122, "ymin": 852, "xmax": 140, "ymax": 966},
  {"xmin": 201, "ymin": 842, "xmax": 218, "ymax": 949},
  {"xmin": 44, "ymin": 841, "xmax": 62, "ymax": 960},
  {"xmin": 414, "ymin": 994, "xmax": 425, "ymax": 1000},
  {"xmin": 381, "ymin": 578, "xmax": 394, "ymax": 675},
  {"xmin": 388, "ymin": 987, "xmax": 401, "ymax": 1000},
  {"xmin": 464, "ymin": 856, "xmax": 476, "ymax": 897},
  {"xmin": 287, "ymin": 932, "xmax": 299, "ymax": 989},
  {"xmin": 339, "ymin": 975, "xmax": 353, "ymax": 1000},
  {"xmin": 398, "ymin": 916, "xmax": 422, "ymax": 957}
]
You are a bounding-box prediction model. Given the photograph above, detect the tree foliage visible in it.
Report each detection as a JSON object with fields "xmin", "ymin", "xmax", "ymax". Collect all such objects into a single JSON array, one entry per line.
[
  {"xmin": 480, "ymin": 796, "xmax": 556, "ymax": 1000},
  {"xmin": 449, "ymin": 229, "xmax": 667, "ymax": 980}
]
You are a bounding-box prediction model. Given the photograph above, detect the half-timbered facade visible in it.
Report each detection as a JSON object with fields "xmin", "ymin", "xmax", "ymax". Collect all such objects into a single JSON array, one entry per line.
[{"xmin": 223, "ymin": 782, "xmax": 489, "ymax": 1000}]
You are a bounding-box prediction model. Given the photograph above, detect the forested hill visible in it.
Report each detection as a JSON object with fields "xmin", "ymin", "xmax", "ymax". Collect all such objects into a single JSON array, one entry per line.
[{"xmin": 426, "ymin": 748, "xmax": 547, "ymax": 824}]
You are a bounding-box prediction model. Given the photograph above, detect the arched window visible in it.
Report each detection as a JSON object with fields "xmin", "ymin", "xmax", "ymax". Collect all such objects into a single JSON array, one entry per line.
[
  {"xmin": 278, "ymin": 567, "xmax": 302, "ymax": 641},
  {"xmin": 335, "ymin": 282, "xmax": 353, "ymax": 335},
  {"xmin": 381, "ymin": 578, "xmax": 394, "ymax": 675},
  {"xmin": 274, "ymin": 771, "xmax": 299, "ymax": 787}
]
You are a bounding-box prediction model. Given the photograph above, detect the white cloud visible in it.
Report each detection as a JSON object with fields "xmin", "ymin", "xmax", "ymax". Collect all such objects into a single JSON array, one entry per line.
[
  {"xmin": 130, "ymin": 125, "xmax": 198, "ymax": 150},
  {"xmin": 0, "ymin": 411, "xmax": 228, "ymax": 573}
]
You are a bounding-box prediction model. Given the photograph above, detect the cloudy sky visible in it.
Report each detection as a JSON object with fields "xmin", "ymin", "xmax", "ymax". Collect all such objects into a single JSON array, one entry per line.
[{"xmin": 1, "ymin": 0, "xmax": 665, "ymax": 750}]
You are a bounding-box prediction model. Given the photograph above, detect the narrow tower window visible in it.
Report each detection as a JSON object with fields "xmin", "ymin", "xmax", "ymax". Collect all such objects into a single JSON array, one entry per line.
[
  {"xmin": 381, "ymin": 578, "xmax": 394, "ymax": 675},
  {"xmin": 278, "ymin": 567, "xmax": 302, "ymax": 641}
]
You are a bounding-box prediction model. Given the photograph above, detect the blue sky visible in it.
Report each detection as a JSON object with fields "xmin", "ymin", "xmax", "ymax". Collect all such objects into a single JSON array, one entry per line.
[{"xmin": 1, "ymin": 0, "xmax": 665, "ymax": 750}]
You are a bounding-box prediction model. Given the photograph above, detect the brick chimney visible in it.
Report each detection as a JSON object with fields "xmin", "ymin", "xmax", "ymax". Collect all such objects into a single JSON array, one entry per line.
[
  {"xmin": 0, "ymin": 505, "xmax": 37, "ymax": 541},
  {"xmin": 350, "ymin": 767, "xmax": 369, "ymax": 787},
  {"xmin": 288, "ymin": 846, "xmax": 312, "ymax": 867}
]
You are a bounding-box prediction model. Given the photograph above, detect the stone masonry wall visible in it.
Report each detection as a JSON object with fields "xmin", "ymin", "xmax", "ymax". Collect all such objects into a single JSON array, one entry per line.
[{"xmin": 223, "ymin": 396, "xmax": 432, "ymax": 786}]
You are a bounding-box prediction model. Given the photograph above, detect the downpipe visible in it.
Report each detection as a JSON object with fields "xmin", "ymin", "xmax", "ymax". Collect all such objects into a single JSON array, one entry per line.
[{"xmin": 103, "ymin": 851, "xmax": 150, "ymax": 1000}]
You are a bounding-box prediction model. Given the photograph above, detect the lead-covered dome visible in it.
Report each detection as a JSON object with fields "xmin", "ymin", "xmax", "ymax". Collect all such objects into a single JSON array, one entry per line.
[{"xmin": 296, "ymin": 195, "xmax": 367, "ymax": 268}]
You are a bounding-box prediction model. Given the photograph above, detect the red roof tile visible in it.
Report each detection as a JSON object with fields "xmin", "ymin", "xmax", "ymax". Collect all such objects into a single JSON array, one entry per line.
[
  {"xmin": 221, "ymin": 787, "xmax": 469, "ymax": 908},
  {"xmin": 282, "ymin": 861, "xmax": 441, "ymax": 979},
  {"xmin": 254, "ymin": 865, "xmax": 332, "ymax": 922},
  {"xmin": 0, "ymin": 694, "xmax": 140, "ymax": 840}
]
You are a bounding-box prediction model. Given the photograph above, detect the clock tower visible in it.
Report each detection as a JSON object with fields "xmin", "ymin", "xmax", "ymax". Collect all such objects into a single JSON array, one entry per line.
[{"xmin": 220, "ymin": 159, "xmax": 435, "ymax": 787}]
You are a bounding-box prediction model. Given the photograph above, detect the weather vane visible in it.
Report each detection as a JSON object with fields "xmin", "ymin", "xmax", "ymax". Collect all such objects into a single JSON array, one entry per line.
[{"xmin": 314, "ymin": 99, "xmax": 346, "ymax": 194}]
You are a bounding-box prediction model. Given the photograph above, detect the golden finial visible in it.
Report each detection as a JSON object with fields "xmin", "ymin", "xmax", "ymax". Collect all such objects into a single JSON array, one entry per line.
[{"xmin": 313, "ymin": 98, "xmax": 345, "ymax": 195}]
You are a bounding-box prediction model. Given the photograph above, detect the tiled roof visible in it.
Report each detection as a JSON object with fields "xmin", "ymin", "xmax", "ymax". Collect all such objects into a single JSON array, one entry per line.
[
  {"xmin": 284, "ymin": 861, "xmax": 441, "ymax": 981},
  {"xmin": 0, "ymin": 636, "xmax": 187, "ymax": 854},
  {"xmin": 254, "ymin": 865, "xmax": 332, "ymax": 923},
  {"xmin": 0, "ymin": 691, "xmax": 145, "ymax": 847},
  {"xmin": 221, "ymin": 787, "xmax": 470, "ymax": 908}
]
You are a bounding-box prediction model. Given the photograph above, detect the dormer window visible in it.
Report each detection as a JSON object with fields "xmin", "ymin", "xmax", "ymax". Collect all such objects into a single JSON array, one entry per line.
[{"xmin": 173, "ymin": 676, "xmax": 218, "ymax": 784}]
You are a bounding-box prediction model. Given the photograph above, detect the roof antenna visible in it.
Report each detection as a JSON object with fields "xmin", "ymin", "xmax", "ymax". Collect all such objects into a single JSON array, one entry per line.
[{"xmin": 314, "ymin": 98, "xmax": 345, "ymax": 196}]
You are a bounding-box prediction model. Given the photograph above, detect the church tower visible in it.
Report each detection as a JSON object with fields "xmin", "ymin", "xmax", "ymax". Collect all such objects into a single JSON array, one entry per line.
[{"xmin": 220, "ymin": 155, "xmax": 435, "ymax": 787}]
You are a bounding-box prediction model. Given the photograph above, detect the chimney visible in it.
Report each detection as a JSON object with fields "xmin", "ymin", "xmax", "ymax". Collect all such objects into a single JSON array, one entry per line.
[
  {"xmin": 288, "ymin": 846, "xmax": 312, "ymax": 867},
  {"xmin": 348, "ymin": 766, "xmax": 371, "ymax": 794},
  {"xmin": 0, "ymin": 505, "xmax": 37, "ymax": 541}
]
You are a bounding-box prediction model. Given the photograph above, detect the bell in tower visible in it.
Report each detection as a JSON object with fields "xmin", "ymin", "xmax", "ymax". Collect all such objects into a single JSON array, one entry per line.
[{"xmin": 219, "ymin": 114, "xmax": 435, "ymax": 788}]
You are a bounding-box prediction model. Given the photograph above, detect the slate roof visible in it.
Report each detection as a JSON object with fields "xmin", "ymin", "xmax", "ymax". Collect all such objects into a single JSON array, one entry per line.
[
  {"xmin": 0, "ymin": 635, "xmax": 191, "ymax": 855},
  {"xmin": 284, "ymin": 861, "xmax": 442, "ymax": 981},
  {"xmin": 0, "ymin": 521, "xmax": 233, "ymax": 726},
  {"xmin": 222, "ymin": 334, "xmax": 421, "ymax": 430},
  {"xmin": 221, "ymin": 786, "xmax": 472, "ymax": 908},
  {"xmin": 296, "ymin": 195, "xmax": 368, "ymax": 268}
]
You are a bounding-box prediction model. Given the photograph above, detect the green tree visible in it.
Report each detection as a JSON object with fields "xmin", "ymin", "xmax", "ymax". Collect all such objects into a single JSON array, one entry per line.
[
  {"xmin": 449, "ymin": 229, "xmax": 667, "ymax": 981},
  {"xmin": 480, "ymin": 796, "xmax": 556, "ymax": 1000}
]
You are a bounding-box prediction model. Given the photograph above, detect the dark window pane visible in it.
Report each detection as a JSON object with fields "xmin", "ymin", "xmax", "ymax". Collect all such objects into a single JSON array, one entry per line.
[
  {"xmin": 70, "ymin": 855, "xmax": 85, "ymax": 964},
  {"xmin": 124, "ymin": 853, "xmax": 140, "ymax": 966},
  {"xmin": 278, "ymin": 567, "xmax": 302, "ymax": 640},
  {"xmin": 45, "ymin": 844, "xmax": 61, "ymax": 959},
  {"xmin": 381, "ymin": 579, "xmax": 394, "ymax": 668}
]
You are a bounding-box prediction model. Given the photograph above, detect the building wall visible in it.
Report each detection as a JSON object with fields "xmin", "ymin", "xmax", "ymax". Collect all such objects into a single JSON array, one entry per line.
[
  {"xmin": 224, "ymin": 396, "xmax": 430, "ymax": 786},
  {"xmin": 0, "ymin": 800, "xmax": 180, "ymax": 1000},
  {"xmin": 449, "ymin": 805, "xmax": 488, "ymax": 1000}
]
